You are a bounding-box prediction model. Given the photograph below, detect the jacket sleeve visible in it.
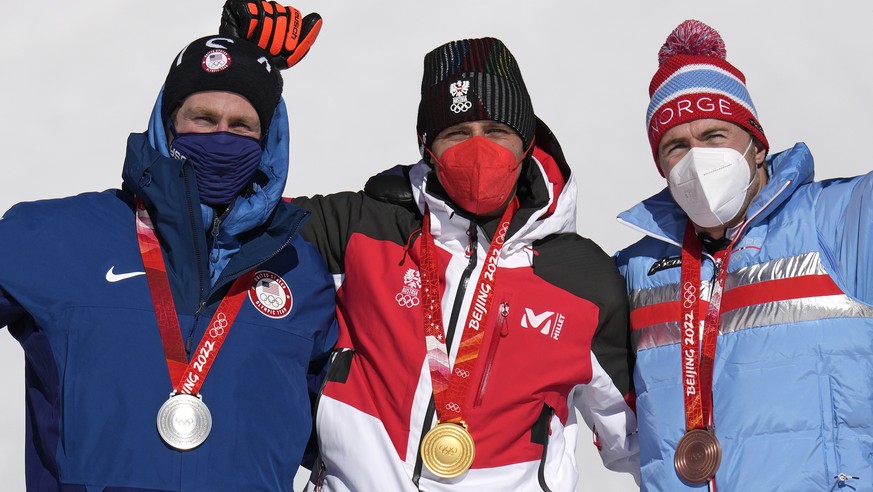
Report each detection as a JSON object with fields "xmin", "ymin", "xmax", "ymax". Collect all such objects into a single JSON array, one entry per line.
[
  {"xmin": 0, "ymin": 286, "xmax": 26, "ymax": 328},
  {"xmin": 291, "ymin": 192, "xmax": 366, "ymax": 276},
  {"xmin": 571, "ymin": 265, "xmax": 640, "ymax": 483},
  {"xmin": 533, "ymin": 234, "xmax": 639, "ymax": 481},
  {"xmin": 0, "ymin": 204, "xmax": 28, "ymax": 328},
  {"xmin": 292, "ymin": 190, "xmax": 421, "ymax": 277},
  {"xmin": 293, "ymin": 232, "xmax": 340, "ymax": 470},
  {"xmin": 815, "ymin": 171, "xmax": 873, "ymax": 305},
  {"xmin": 573, "ymin": 357, "xmax": 640, "ymax": 484},
  {"xmin": 302, "ymin": 318, "xmax": 338, "ymax": 470}
]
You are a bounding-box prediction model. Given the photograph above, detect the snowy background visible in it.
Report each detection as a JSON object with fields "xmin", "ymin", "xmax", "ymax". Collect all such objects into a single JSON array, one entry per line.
[{"xmin": 1, "ymin": 1, "xmax": 872, "ymax": 490}]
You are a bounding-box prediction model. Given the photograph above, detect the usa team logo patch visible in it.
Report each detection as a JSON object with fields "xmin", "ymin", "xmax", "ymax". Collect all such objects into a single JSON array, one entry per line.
[
  {"xmin": 202, "ymin": 49, "xmax": 231, "ymax": 73},
  {"xmin": 249, "ymin": 271, "xmax": 293, "ymax": 319}
]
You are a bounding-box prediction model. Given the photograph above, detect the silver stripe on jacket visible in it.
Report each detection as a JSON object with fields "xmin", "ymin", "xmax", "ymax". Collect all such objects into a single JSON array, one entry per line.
[{"xmin": 632, "ymin": 252, "xmax": 873, "ymax": 351}]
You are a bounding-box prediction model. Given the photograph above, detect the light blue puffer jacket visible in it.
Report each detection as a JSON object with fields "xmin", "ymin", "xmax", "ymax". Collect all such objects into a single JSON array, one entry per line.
[{"xmin": 615, "ymin": 143, "xmax": 873, "ymax": 491}]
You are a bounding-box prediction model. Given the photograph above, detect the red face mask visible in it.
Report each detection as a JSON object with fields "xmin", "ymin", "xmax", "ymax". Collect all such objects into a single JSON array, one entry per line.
[{"xmin": 432, "ymin": 136, "xmax": 523, "ymax": 216}]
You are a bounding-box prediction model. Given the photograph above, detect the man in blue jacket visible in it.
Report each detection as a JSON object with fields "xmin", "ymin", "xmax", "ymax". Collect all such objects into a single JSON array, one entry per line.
[
  {"xmin": 614, "ymin": 19, "xmax": 873, "ymax": 491},
  {"xmin": 0, "ymin": 32, "xmax": 337, "ymax": 491}
]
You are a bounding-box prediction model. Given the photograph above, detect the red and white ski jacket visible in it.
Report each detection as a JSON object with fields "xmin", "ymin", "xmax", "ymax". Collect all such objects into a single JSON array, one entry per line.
[{"xmin": 294, "ymin": 121, "xmax": 639, "ymax": 491}]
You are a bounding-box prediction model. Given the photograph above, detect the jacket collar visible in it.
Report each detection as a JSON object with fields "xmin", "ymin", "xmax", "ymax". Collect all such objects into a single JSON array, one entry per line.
[
  {"xmin": 617, "ymin": 142, "xmax": 815, "ymax": 246},
  {"xmin": 139, "ymin": 87, "xmax": 291, "ymax": 238},
  {"xmin": 120, "ymin": 89, "xmax": 306, "ymax": 299}
]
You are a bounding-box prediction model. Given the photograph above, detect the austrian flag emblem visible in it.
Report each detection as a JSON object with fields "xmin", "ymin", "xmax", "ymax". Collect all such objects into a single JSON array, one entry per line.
[
  {"xmin": 395, "ymin": 268, "xmax": 421, "ymax": 308},
  {"xmin": 449, "ymin": 79, "xmax": 472, "ymax": 114},
  {"xmin": 248, "ymin": 271, "xmax": 293, "ymax": 319}
]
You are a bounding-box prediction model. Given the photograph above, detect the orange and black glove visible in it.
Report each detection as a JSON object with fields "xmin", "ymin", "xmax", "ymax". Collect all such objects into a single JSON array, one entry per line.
[{"xmin": 219, "ymin": 0, "xmax": 322, "ymax": 69}]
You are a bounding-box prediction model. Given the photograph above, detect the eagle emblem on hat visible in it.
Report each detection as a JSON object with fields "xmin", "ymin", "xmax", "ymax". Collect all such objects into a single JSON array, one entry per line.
[{"xmin": 449, "ymin": 80, "xmax": 472, "ymax": 113}]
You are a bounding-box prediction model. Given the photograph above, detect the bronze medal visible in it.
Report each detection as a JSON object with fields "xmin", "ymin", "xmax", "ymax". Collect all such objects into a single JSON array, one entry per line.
[
  {"xmin": 674, "ymin": 428, "xmax": 722, "ymax": 484},
  {"xmin": 420, "ymin": 422, "xmax": 475, "ymax": 478}
]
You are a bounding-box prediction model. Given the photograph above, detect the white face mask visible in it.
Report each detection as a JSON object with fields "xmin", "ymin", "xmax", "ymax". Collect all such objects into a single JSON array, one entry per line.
[{"xmin": 667, "ymin": 139, "xmax": 755, "ymax": 229}]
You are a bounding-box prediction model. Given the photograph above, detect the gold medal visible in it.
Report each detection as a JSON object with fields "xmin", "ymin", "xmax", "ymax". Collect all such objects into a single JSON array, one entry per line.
[
  {"xmin": 420, "ymin": 422, "xmax": 475, "ymax": 478},
  {"xmin": 674, "ymin": 428, "xmax": 722, "ymax": 484}
]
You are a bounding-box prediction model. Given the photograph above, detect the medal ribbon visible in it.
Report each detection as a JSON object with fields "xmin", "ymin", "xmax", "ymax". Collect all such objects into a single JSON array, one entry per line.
[
  {"xmin": 420, "ymin": 202, "xmax": 516, "ymax": 424},
  {"xmin": 135, "ymin": 197, "xmax": 254, "ymax": 396},
  {"xmin": 679, "ymin": 223, "xmax": 733, "ymax": 431}
]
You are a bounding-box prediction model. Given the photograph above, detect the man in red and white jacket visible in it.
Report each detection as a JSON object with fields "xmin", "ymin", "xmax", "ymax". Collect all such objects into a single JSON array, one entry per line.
[{"xmin": 223, "ymin": 5, "xmax": 639, "ymax": 490}]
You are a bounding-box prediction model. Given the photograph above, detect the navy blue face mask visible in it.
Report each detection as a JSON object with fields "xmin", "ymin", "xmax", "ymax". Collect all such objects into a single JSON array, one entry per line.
[{"xmin": 169, "ymin": 130, "xmax": 263, "ymax": 206}]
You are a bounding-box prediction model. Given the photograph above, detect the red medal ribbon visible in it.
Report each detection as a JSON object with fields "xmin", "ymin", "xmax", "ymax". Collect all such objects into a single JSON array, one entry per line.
[
  {"xmin": 678, "ymin": 222, "xmax": 742, "ymax": 491},
  {"xmin": 420, "ymin": 201, "xmax": 517, "ymax": 424},
  {"xmin": 136, "ymin": 197, "xmax": 254, "ymax": 396},
  {"xmin": 679, "ymin": 222, "xmax": 733, "ymax": 431}
]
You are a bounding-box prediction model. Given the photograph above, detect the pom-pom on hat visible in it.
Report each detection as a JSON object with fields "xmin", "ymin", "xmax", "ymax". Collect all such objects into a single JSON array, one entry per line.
[
  {"xmin": 646, "ymin": 20, "xmax": 768, "ymax": 173},
  {"xmin": 416, "ymin": 37, "xmax": 536, "ymax": 157},
  {"xmin": 162, "ymin": 35, "xmax": 283, "ymax": 133}
]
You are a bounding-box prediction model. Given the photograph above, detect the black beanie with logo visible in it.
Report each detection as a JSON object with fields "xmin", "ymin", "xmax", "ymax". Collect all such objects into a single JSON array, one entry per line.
[
  {"xmin": 162, "ymin": 34, "xmax": 283, "ymax": 132},
  {"xmin": 416, "ymin": 37, "xmax": 536, "ymax": 154}
]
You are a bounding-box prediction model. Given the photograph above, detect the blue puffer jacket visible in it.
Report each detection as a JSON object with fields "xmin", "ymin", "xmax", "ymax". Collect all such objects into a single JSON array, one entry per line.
[
  {"xmin": 615, "ymin": 143, "xmax": 873, "ymax": 491},
  {"xmin": 0, "ymin": 92, "xmax": 338, "ymax": 491}
]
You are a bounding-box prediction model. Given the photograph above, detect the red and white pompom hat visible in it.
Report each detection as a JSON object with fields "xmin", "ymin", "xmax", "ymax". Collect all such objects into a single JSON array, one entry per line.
[{"xmin": 646, "ymin": 19, "xmax": 768, "ymax": 173}]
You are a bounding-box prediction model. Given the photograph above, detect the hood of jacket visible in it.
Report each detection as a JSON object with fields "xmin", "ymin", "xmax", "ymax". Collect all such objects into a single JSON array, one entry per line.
[
  {"xmin": 410, "ymin": 117, "xmax": 579, "ymax": 256},
  {"xmin": 616, "ymin": 142, "xmax": 815, "ymax": 247},
  {"xmin": 120, "ymin": 87, "xmax": 293, "ymax": 286},
  {"xmin": 122, "ymin": 86, "xmax": 291, "ymax": 238}
]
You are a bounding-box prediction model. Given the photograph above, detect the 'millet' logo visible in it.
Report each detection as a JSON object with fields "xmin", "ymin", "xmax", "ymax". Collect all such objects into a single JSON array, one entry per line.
[{"xmin": 521, "ymin": 308, "xmax": 565, "ymax": 341}]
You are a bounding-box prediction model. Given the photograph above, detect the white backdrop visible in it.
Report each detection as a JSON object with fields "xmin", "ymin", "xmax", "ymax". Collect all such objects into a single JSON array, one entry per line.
[{"xmin": 1, "ymin": 1, "xmax": 871, "ymax": 490}]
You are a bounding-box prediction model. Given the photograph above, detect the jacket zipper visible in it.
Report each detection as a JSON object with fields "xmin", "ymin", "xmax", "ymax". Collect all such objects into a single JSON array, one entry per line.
[
  {"xmin": 474, "ymin": 301, "xmax": 509, "ymax": 407},
  {"xmin": 191, "ymin": 204, "xmax": 307, "ymax": 353},
  {"xmin": 208, "ymin": 210, "xmax": 228, "ymax": 271},
  {"xmin": 412, "ymin": 222, "xmax": 478, "ymax": 487},
  {"xmin": 212, "ymin": 209, "xmax": 306, "ymax": 291},
  {"xmin": 183, "ymin": 165, "xmax": 208, "ymax": 355}
]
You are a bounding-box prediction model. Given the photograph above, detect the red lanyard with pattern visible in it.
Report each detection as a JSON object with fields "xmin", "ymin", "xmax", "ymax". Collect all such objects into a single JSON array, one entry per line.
[
  {"xmin": 419, "ymin": 202, "xmax": 516, "ymax": 424},
  {"xmin": 679, "ymin": 223, "xmax": 733, "ymax": 431},
  {"xmin": 135, "ymin": 197, "xmax": 254, "ymax": 395}
]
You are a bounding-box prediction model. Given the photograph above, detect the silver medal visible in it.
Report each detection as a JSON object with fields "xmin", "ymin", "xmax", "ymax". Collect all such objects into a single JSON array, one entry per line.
[{"xmin": 156, "ymin": 393, "xmax": 212, "ymax": 450}]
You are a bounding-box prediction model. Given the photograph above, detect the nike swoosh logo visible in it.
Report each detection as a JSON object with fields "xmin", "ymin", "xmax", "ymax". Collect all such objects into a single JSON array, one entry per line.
[{"xmin": 106, "ymin": 266, "xmax": 146, "ymax": 283}]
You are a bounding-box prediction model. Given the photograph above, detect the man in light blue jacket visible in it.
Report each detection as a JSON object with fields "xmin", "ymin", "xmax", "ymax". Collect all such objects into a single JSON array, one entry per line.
[{"xmin": 614, "ymin": 19, "xmax": 873, "ymax": 491}]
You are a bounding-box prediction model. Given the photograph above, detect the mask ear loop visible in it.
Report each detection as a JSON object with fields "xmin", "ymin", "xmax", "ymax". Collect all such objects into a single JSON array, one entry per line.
[
  {"xmin": 520, "ymin": 137, "xmax": 536, "ymax": 165},
  {"xmin": 418, "ymin": 133, "xmax": 436, "ymax": 165},
  {"xmin": 748, "ymin": 137, "xmax": 767, "ymax": 172},
  {"xmin": 524, "ymin": 135, "xmax": 536, "ymax": 155},
  {"xmin": 741, "ymin": 136, "xmax": 754, "ymax": 159},
  {"xmin": 419, "ymin": 135, "xmax": 441, "ymax": 167}
]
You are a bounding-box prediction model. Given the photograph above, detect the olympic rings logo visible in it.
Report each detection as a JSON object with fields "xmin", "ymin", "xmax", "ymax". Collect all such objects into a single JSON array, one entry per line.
[
  {"xmin": 495, "ymin": 221, "xmax": 510, "ymax": 245},
  {"xmin": 209, "ymin": 313, "xmax": 228, "ymax": 338},
  {"xmin": 439, "ymin": 444, "xmax": 458, "ymax": 455},
  {"xmin": 454, "ymin": 368, "xmax": 470, "ymax": 378},
  {"xmin": 174, "ymin": 416, "xmax": 195, "ymax": 428},
  {"xmin": 682, "ymin": 281, "xmax": 697, "ymax": 309},
  {"xmin": 445, "ymin": 402, "xmax": 461, "ymax": 413},
  {"xmin": 395, "ymin": 292, "xmax": 420, "ymax": 308},
  {"xmin": 259, "ymin": 291, "xmax": 284, "ymax": 309},
  {"xmin": 450, "ymin": 101, "xmax": 472, "ymax": 113}
]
